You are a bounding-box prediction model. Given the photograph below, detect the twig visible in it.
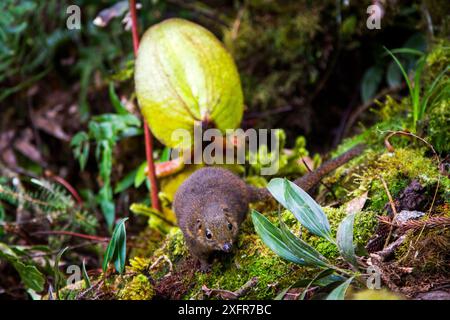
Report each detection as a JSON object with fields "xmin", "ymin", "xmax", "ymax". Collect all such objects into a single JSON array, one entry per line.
[
  {"xmin": 343, "ymin": 84, "xmax": 403, "ymax": 136},
  {"xmin": 231, "ymin": 7, "xmax": 245, "ymax": 41},
  {"xmin": 202, "ymin": 277, "xmax": 259, "ymax": 300},
  {"xmin": 44, "ymin": 170, "xmax": 83, "ymax": 205},
  {"xmin": 76, "ymin": 279, "xmax": 104, "ymax": 300},
  {"xmin": 129, "ymin": 0, "xmax": 161, "ymax": 211},
  {"xmin": 148, "ymin": 255, "xmax": 173, "ymax": 278},
  {"xmin": 379, "ymin": 175, "xmax": 397, "ymax": 249},
  {"xmin": 31, "ymin": 230, "xmax": 109, "ymax": 242},
  {"xmin": 376, "ymin": 235, "xmax": 406, "ymax": 261},
  {"xmin": 234, "ymin": 277, "xmax": 259, "ymax": 298},
  {"xmin": 28, "ymin": 241, "xmax": 97, "ymax": 258}
]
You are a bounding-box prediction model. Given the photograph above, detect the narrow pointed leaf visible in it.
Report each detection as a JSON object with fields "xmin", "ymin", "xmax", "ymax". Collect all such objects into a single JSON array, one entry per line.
[
  {"xmin": 82, "ymin": 259, "xmax": 91, "ymax": 289},
  {"xmin": 384, "ymin": 47, "xmax": 413, "ymax": 99},
  {"xmin": 278, "ymin": 214, "xmax": 330, "ymax": 268},
  {"xmin": 54, "ymin": 246, "xmax": 68, "ymax": 299},
  {"xmin": 114, "ymin": 221, "xmax": 127, "ymax": 273},
  {"xmin": 336, "ymin": 213, "xmax": 358, "ymax": 267},
  {"xmin": 325, "ymin": 277, "xmax": 354, "ymax": 300},
  {"xmin": 274, "ymin": 286, "xmax": 292, "ymax": 300},
  {"xmin": 102, "ymin": 218, "xmax": 128, "ymax": 273},
  {"xmin": 251, "ymin": 210, "xmax": 306, "ymax": 265},
  {"xmin": 300, "ymin": 269, "xmax": 335, "ymax": 300},
  {"xmin": 109, "ymin": 82, "xmax": 128, "ymax": 115},
  {"xmin": 282, "ymin": 179, "xmax": 333, "ymax": 242},
  {"xmin": 266, "ymin": 178, "xmax": 287, "ymax": 207}
]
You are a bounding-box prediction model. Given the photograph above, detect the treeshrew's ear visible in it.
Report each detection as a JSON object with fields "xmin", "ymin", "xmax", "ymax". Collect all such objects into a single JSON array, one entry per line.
[{"xmin": 196, "ymin": 219, "xmax": 203, "ymax": 236}]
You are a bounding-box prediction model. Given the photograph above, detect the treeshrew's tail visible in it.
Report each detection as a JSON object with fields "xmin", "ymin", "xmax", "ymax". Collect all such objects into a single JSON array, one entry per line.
[
  {"xmin": 248, "ymin": 144, "xmax": 365, "ymax": 201},
  {"xmin": 293, "ymin": 143, "xmax": 365, "ymax": 191}
]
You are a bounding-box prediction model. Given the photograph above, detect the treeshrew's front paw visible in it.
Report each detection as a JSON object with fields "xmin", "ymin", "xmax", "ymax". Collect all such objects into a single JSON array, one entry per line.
[{"xmin": 199, "ymin": 261, "xmax": 212, "ymax": 273}]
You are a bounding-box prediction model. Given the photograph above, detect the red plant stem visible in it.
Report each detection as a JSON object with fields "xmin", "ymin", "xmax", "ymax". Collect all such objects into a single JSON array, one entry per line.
[
  {"xmin": 32, "ymin": 230, "xmax": 109, "ymax": 242},
  {"xmin": 129, "ymin": 0, "xmax": 161, "ymax": 211},
  {"xmin": 45, "ymin": 170, "xmax": 83, "ymax": 205}
]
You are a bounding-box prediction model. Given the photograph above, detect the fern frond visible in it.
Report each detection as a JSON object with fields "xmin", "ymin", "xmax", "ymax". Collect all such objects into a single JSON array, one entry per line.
[{"xmin": 0, "ymin": 178, "xmax": 98, "ymax": 234}]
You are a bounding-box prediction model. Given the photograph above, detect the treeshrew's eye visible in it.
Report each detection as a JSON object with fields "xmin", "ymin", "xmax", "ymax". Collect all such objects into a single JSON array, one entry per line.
[
  {"xmin": 206, "ymin": 229, "xmax": 212, "ymax": 239},
  {"xmin": 228, "ymin": 223, "xmax": 233, "ymax": 230}
]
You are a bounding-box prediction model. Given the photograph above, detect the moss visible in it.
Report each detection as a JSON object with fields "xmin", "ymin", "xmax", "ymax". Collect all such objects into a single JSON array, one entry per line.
[
  {"xmin": 165, "ymin": 227, "xmax": 188, "ymax": 260},
  {"xmin": 58, "ymin": 281, "xmax": 85, "ymax": 300},
  {"xmin": 186, "ymin": 230, "xmax": 310, "ymax": 300},
  {"xmin": 425, "ymin": 39, "xmax": 450, "ymax": 82},
  {"xmin": 143, "ymin": 208, "xmax": 311, "ymax": 300},
  {"xmin": 332, "ymin": 96, "xmax": 411, "ymax": 160},
  {"xmin": 337, "ymin": 148, "xmax": 442, "ymax": 212},
  {"xmin": 428, "ymin": 99, "xmax": 450, "ymax": 155},
  {"xmin": 128, "ymin": 225, "xmax": 164, "ymax": 258},
  {"xmin": 118, "ymin": 274, "xmax": 154, "ymax": 300},
  {"xmin": 128, "ymin": 256, "xmax": 151, "ymax": 273},
  {"xmin": 373, "ymin": 149, "xmax": 439, "ymax": 209}
]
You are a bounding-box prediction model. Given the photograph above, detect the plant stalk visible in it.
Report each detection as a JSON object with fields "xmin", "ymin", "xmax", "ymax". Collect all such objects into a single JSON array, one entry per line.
[{"xmin": 129, "ymin": 0, "xmax": 161, "ymax": 211}]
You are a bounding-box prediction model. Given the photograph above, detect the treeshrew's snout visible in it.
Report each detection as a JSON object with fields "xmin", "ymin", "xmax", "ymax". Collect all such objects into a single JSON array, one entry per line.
[{"xmin": 222, "ymin": 242, "xmax": 232, "ymax": 252}]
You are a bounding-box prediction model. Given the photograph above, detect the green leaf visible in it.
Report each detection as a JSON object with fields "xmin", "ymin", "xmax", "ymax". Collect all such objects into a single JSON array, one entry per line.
[
  {"xmin": 109, "ymin": 82, "xmax": 128, "ymax": 115},
  {"xmin": 100, "ymin": 196, "xmax": 115, "ymax": 232},
  {"xmin": 402, "ymin": 33, "xmax": 427, "ymax": 53},
  {"xmin": 159, "ymin": 147, "xmax": 172, "ymax": 162},
  {"xmin": 99, "ymin": 141, "xmax": 112, "ymax": 180},
  {"xmin": 0, "ymin": 244, "xmax": 45, "ymax": 292},
  {"xmin": 325, "ymin": 277, "xmax": 354, "ymax": 300},
  {"xmin": 251, "ymin": 210, "xmax": 306, "ymax": 265},
  {"xmin": 280, "ymin": 179, "xmax": 333, "ymax": 243},
  {"xmin": 82, "ymin": 259, "xmax": 91, "ymax": 289},
  {"xmin": 384, "ymin": 47, "xmax": 413, "ymax": 102},
  {"xmin": 54, "ymin": 246, "xmax": 68, "ymax": 299},
  {"xmin": 421, "ymin": 65, "xmax": 450, "ymax": 118},
  {"xmin": 134, "ymin": 161, "xmax": 147, "ymax": 188},
  {"xmin": 114, "ymin": 167, "xmax": 138, "ymax": 194},
  {"xmin": 386, "ymin": 61, "xmax": 402, "ymax": 88},
  {"xmin": 274, "ymin": 286, "xmax": 292, "ymax": 300},
  {"xmin": 390, "ymin": 48, "xmax": 425, "ymax": 56},
  {"xmin": 27, "ymin": 288, "xmax": 42, "ymax": 300},
  {"xmin": 71, "ymin": 131, "xmax": 90, "ymax": 170},
  {"xmin": 275, "ymin": 270, "xmax": 342, "ymax": 300},
  {"xmin": 114, "ymin": 221, "xmax": 127, "ymax": 273},
  {"xmin": 300, "ymin": 269, "xmax": 335, "ymax": 300},
  {"xmin": 12, "ymin": 259, "xmax": 45, "ymax": 292},
  {"xmin": 102, "ymin": 235, "xmax": 116, "ymax": 272},
  {"xmin": 103, "ymin": 218, "xmax": 128, "ymax": 273},
  {"xmin": 278, "ymin": 214, "xmax": 330, "ymax": 268},
  {"xmin": 361, "ymin": 66, "xmax": 383, "ymax": 103},
  {"xmin": 266, "ymin": 178, "xmax": 288, "ymax": 207},
  {"xmin": 336, "ymin": 213, "xmax": 358, "ymax": 267}
]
